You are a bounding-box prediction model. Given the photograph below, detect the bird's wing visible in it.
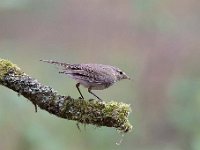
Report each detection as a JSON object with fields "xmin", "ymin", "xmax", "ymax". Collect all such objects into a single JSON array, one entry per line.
[{"xmin": 59, "ymin": 64, "xmax": 115, "ymax": 84}]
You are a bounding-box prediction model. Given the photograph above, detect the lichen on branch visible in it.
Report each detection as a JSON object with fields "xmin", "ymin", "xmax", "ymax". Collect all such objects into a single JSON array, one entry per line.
[{"xmin": 0, "ymin": 58, "xmax": 132, "ymax": 133}]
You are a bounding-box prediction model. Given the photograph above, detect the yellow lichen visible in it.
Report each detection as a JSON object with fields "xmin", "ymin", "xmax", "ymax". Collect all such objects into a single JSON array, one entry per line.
[{"xmin": 0, "ymin": 59, "xmax": 23, "ymax": 80}]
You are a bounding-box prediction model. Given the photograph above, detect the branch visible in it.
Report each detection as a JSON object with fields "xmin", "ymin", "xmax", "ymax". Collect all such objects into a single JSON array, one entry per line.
[{"xmin": 0, "ymin": 58, "xmax": 132, "ymax": 133}]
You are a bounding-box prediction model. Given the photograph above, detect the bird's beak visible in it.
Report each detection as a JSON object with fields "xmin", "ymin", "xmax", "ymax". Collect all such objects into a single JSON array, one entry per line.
[{"xmin": 126, "ymin": 76, "xmax": 131, "ymax": 80}]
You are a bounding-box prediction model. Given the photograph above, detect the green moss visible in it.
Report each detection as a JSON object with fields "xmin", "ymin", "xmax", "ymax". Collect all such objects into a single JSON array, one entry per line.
[
  {"xmin": 74, "ymin": 99, "xmax": 132, "ymax": 132},
  {"xmin": 104, "ymin": 101, "xmax": 130, "ymax": 117},
  {"xmin": 0, "ymin": 59, "xmax": 23, "ymax": 80},
  {"xmin": 60, "ymin": 98, "xmax": 132, "ymax": 132},
  {"xmin": 105, "ymin": 101, "xmax": 132, "ymax": 132}
]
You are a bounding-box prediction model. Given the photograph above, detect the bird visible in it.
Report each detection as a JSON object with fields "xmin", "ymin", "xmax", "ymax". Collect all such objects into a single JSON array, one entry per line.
[{"xmin": 40, "ymin": 60, "xmax": 130, "ymax": 101}]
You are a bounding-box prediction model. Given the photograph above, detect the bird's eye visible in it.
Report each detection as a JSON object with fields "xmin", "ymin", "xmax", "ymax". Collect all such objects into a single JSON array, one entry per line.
[{"xmin": 119, "ymin": 71, "xmax": 123, "ymax": 75}]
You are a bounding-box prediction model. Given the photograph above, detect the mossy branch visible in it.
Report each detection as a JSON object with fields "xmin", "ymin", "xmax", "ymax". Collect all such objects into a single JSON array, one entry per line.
[{"xmin": 0, "ymin": 59, "xmax": 132, "ymax": 133}]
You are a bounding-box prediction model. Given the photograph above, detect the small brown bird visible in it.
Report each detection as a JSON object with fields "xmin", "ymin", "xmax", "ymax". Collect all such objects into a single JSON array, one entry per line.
[{"xmin": 40, "ymin": 60, "xmax": 130, "ymax": 101}]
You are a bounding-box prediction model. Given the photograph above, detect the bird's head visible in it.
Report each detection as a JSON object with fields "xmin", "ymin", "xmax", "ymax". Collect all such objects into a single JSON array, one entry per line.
[{"xmin": 113, "ymin": 67, "xmax": 131, "ymax": 81}]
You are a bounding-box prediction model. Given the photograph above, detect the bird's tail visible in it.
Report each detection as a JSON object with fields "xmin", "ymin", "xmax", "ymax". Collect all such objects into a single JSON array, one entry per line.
[{"xmin": 40, "ymin": 60, "xmax": 70, "ymax": 67}]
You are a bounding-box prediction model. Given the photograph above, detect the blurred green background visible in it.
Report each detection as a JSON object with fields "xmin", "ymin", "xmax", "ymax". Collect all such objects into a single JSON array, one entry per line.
[{"xmin": 0, "ymin": 0, "xmax": 200, "ymax": 150}]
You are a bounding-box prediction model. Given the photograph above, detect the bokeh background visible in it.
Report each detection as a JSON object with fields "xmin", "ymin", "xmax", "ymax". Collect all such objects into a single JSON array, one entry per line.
[{"xmin": 0, "ymin": 0, "xmax": 200, "ymax": 150}]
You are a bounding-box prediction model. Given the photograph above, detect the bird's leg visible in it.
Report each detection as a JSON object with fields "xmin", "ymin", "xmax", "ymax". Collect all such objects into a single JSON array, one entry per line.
[
  {"xmin": 76, "ymin": 83, "xmax": 84, "ymax": 99},
  {"xmin": 88, "ymin": 87, "xmax": 102, "ymax": 101}
]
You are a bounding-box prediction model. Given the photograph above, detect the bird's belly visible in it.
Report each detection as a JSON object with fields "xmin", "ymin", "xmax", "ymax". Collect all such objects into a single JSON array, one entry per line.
[{"xmin": 78, "ymin": 80, "xmax": 112, "ymax": 90}]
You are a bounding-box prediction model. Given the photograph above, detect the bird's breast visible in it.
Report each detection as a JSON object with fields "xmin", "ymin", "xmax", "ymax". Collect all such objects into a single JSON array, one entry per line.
[{"xmin": 77, "ymin": 80, "xmax": 113, "ymax": 90}]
